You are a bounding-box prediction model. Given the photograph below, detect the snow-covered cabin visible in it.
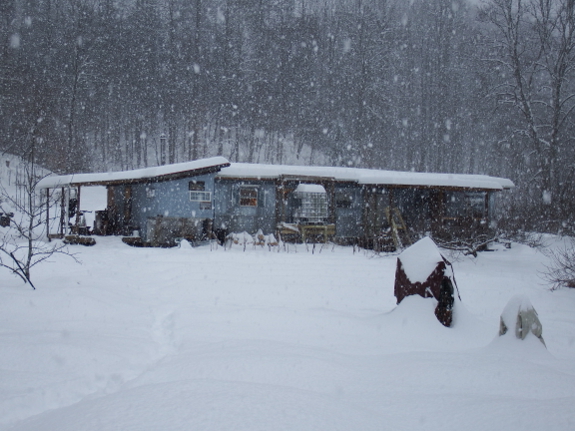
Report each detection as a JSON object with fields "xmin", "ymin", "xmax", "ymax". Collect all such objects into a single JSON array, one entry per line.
[
  {"xmin": 38, "ymin": 157, "xmax": 514, "ymax": 248},
  {"xmin": 214, "ymin": 162, "xmax": 513, "ymax": 248},
  {"xmin": 37, "ymin": 157, "xmax": 230, "ymax": 246}
]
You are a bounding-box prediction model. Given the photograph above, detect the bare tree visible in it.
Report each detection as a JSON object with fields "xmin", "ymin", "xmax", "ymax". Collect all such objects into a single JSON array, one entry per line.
[
  {"xmin": 0, "ymin": 144, "xmax": 75, "ymax": 289},
  {"xmin": 543, "ymin": 239, "xmax": 575, "ymax": 290},
  {"xmin": 481, "ymin": 0, "xmax": 575, "ymax": 228}
]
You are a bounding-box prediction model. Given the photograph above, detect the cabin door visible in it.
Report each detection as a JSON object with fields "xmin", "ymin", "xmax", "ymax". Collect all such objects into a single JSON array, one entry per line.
[{"xmin": 363, "ymin": 188, "xmax": 389, "ymax": 237}]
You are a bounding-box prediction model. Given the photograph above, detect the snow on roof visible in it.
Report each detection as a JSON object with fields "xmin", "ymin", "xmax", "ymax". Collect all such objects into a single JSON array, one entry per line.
[
  {"xmin": 37, "ymin": 158, "xmax": 514, "ymax": 191},
  {"xmin": 398, "ymin": 237, "xmax": 446, "ymax": 284},
  {"xmin": 218, "ymin": 163, "xmax": 514, "ymax": 190},
  {"xmin": 294, "ymin": 184, "xmax": 327, "ymax": 194},
  {"xmin": 37, "ymin": 157, "xmax": 230, "ymax": 189}
]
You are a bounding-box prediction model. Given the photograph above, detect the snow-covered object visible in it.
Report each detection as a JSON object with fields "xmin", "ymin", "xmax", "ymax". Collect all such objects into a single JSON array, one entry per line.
[
  {"xmin": 293, "ymin": 184, "xmax": 328, "ymax": 224},
  {"xmin": 398, "ymin": 236, "xmax": 446, "ymax": 284},
  {"xmin": 37, "ymin": 157, "xmax": 230, "ymax": 189},
  {"xmin": 394, "ymin": 237, "xmax": 457, "ymax": 327},
  {"xmin": 178, "ymin": 239, "xmax": 194, "ymax": 250},
  {"xmin": 36, "ymin": 157, "xmax": 514, "ymax": 195},
  {"xmin": 277, "ymin": 222, "xmax": 299, "ymax": 233},
  {"xmin": 499, "ymin": 295, "xmax": 545, "ymax": 346},
  {"xmin": 228, "ymin": 231, "xmax": 253, "ymax": 245},
  {"xmin": 36, "ymin": 157, "xmax": 514, "ymax": 192},
  {"xmin": 254, "ymin": 230, "xmax": 279, "ymax": 247},
  {"xmin": 220, "ymin": 162, "xmax": 515, "ymax": 190},
  {"xmin": 226, "ymin": 231, "xmax": 278, "ymax": 249},
  {"xmin": 293, "ymin": 184, "xmax": 326, "ymax": 194}
]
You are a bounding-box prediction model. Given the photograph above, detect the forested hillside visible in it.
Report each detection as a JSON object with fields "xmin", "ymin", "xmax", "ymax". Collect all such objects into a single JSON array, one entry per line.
[{"xmin": 1, "ymin": 0, "xmax": 574, "ymax": 233}]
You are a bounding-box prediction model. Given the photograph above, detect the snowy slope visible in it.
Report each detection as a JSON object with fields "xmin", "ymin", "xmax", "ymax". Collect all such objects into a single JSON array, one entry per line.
[
  {"xmin": 0, "ymin": 153, "xmax": 41, "ymax": 214},
  {"xmin": 0, "ymin": 236, "xmax": 574, "ymax": 431},
  {"xmin": 0, "ymin": 152, "xmax": 107, "ymax": 234}
]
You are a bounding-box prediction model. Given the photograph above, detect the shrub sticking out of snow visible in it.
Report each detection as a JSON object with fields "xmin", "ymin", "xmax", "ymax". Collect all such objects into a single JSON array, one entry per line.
[
  {"xmin": 178, "ymin": 239, "xmax": 194, "ymax": 250},
  {"xmin": 226, "ymin": 231, "xmax": 279, "ymax": 250}
]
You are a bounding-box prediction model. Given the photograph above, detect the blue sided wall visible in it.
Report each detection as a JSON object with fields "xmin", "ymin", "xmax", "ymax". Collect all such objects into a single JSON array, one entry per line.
[
  {"xmin": 129, "ymin": 173, "xmax": 217, "ymax": 241},
  {"xmin": 333, "ymin": 184, "xmax": 364, "ymax": 239},
  {"xmin": 214, "ymin": 179, "xmax": 277, "ymax": 235}
]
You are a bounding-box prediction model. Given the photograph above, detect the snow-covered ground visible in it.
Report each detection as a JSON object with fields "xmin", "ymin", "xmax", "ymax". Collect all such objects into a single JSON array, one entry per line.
[
  {"xmin": 1, "ymin": 155, "xmax": 574, "ymax": 430},
  {"xmin": 1, "ymin": 233, "xmax": 574, "ymax": 430}
]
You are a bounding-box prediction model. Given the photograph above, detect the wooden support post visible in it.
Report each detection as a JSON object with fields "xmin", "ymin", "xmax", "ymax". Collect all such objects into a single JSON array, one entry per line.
[
  {"xmin": 65, "ymin": 186, "xmax": 70, "ymax": 235},
  {"xmin": 46, "ymin": 188, "xmax": 50, "ymax": 241},
  {"xmin": 326, "ymin": 180, "xmax": 335, "ymax": 225},
  {"xmin": 60, "ymin": 187, "xmax": 65, "ymax": 236},
  {"xmin": 75, "ymin": 185, "xmax": 82, "ymax": 232}
]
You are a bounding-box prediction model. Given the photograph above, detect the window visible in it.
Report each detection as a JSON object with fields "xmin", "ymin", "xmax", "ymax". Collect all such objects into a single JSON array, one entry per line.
[
  {"xmin": 239, "ymin": 187, "xmax": 258, "ymax": 207},
  {"xmin": 466, "ymin": 193, "xmax": 487, "ymax": 218},
  {"xmin": 335, "ymin": 191, "xmax": 353, "ymax": 209},
  {"xmin": 146, "ymin": 187, "xmax": 155, "ymax": 198},
  {"xmin": 189, "ymin": 181, "xmax": 205, "ymax": 191},
  {"xmin": 446, "ymin": 191, "xmax": 486, "ymax": 219},
  {"xmin": 199, "ymin": 201, "xmax": 212, "ymax": 210},
  {"xmin": 190, "ymin": 191, "xmax": 212, "ymax": 202},
  {"xmin": 189, "ymin": 181, "xmax": 211, "ymax": 202}
]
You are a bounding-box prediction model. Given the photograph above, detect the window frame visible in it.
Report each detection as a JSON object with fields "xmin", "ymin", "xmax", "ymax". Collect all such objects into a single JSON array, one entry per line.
[
  {"xmin": 189, "ymin": 181, "xmax": 206, "ymax": 191},
  {"xmin": 239, "ymin": 186, "xmax": 259, "ymax": 207},
  {"xmin": 335, "ymin": 190, "xmax": 353, "ymax": 209},
  {"xmin": 445, "ymin": 191, "xmax": 486, "ymax": 219},
  {"xmin": 189, "ymin": 191, "xmax": 212, "ymax": 202}
]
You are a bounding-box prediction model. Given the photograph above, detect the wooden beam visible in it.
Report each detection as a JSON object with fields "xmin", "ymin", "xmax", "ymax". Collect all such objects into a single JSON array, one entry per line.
[
  {"xmin": 65, "ymin": 165, "xmax": 228, "ymax": 188},
  {"xmin": 75, "ymin": 185, "xmax": 81, "ymax": 233},
  {"xmin": 59, "ymin": 187, "xmax": 65, "ymax": 237},
  {"xmin": 46, "ymin": 188, "xmax": 50, "ymax": 241}
]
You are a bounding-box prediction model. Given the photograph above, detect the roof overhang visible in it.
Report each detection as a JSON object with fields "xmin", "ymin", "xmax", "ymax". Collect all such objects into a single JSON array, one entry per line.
[
  {"xmin": 38, "ymin": 157, "xmax": 230, "ymax": 189},
  {"xmin": 217, "ymin": 163, "xmax": 514, "ymax": 191},
  {"xmin": 37, "ymin": 158, "xmax": 514, "ymax": 192}
]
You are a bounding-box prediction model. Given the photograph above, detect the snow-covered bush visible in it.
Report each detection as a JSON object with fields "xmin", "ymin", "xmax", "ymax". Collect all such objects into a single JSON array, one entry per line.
[{"xmin": 544, "ymin": 242, "xmax": 575, "ymax": 290}]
